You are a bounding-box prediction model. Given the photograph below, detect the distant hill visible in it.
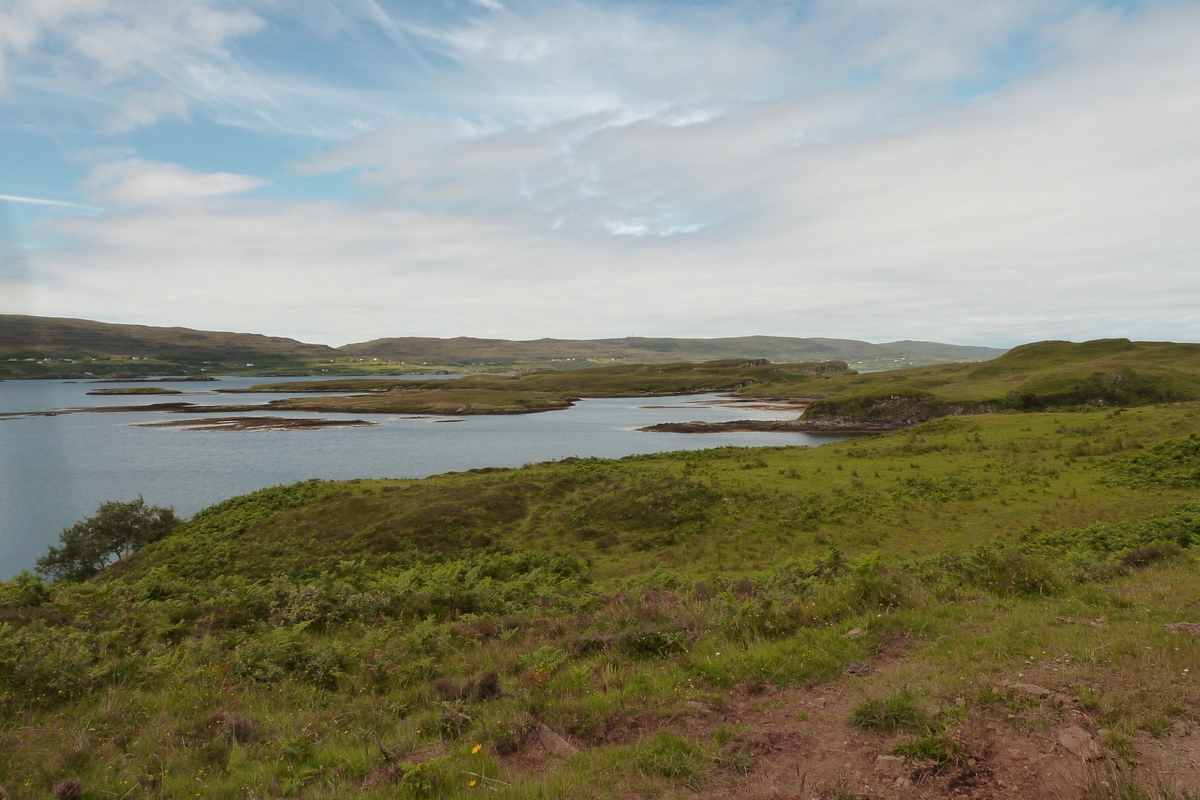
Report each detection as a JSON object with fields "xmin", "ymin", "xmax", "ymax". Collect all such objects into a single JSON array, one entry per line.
[
  {"xmin": 338, "ymin": 334, "xmax": 1006, "ymax": 369},
  {"xmin": 0, "ymin": 315, "xmax": 337, "ymax": 378},
  {"xmin": 0, "ymin": 314, "xmax": 1005, "ymax": 378}
]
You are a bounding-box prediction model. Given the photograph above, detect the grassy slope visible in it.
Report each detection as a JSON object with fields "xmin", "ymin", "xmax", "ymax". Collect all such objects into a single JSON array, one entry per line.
[
  {"xmin": 3, "ymin": 400, "xmax": 1200, "ymax": 797},
  {"xmin": 741, "ymin": 338, "xmax": 1200, "ymax": 419},
  {"xmin": 0, "ymin": 314, "xmax": 1004, "ymax": 378},
  {"xmin": 0, "ymin": 315, "xmax": 339, "ymax": 378},
  {"xmin": 340, "ymin": 334, "xmax": 1006, "ymax": 370}
]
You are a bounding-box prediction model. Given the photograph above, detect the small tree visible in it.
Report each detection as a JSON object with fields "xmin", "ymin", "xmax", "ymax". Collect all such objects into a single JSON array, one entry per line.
[{"xmin": 36, "ymin": 498, "xmax": 179, "ymax": 582}]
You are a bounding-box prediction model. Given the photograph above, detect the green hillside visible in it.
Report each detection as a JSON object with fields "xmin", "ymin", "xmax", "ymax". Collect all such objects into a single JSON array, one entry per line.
[
  {"xmin": 0, "ymin": 314, "xmax": 1005, "ymax": 378},
  {"xmin": 0, "ymin": 315, "xmax": 338, "ymax": 378},
  {"xmin": 751, "ymin": 338, "xmax": 1200, "ymax": 425},
  {"xmin": 3, "ymin": 400, "xmax": 1200, "ymax": 797},
  {"xmin": 340, "ymin": 334, "xmax": 1006, "ymax": 371}
]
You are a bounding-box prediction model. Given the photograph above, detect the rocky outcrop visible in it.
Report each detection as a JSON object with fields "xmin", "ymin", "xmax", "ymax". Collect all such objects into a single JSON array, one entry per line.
[
  {"xmin": 642, "ymin": 393, "xmax": 1003, "ymax": 434},
  {"xmin": 639, "ymin": 418, "xmax": 903, "ymax": 434}
]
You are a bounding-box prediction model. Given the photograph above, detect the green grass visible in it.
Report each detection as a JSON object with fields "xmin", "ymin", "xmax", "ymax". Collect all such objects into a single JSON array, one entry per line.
[
  {"xmin": 850, "ymin": 689, "xmax": 929, "ymax": 733},
  {"xmin": 759, "ymin": 338, "xmax": 1200, "ymax": 419},
  {"xmin": 3, "ymin": 400, "xmax": 1200, "ymax": 797}
]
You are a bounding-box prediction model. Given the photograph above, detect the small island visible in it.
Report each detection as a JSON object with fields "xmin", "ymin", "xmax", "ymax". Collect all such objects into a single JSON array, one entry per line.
[
  {"xmin": 86, "ymin": 387, "xmax": 184, "ymax": 395},
  {"xmin": 132, "ymin": 415, "xmax": 377, "ymax": 431}
]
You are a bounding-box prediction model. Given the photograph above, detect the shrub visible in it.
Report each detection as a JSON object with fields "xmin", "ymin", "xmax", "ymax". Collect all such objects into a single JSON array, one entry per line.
[
  {"xmin": 233, "ymin": 626, "xmax": 350, "ymax": 690},
  {"xmin": 0, "ymin": 622, "xmax": 99, "ymax": 701},
  {"xmin": 617, "ymin": 627, "xmax": 688, "ymax": 659},
  {"xmin": 36, "ymin": 498, "xmax": 179, "ymax": 582}
]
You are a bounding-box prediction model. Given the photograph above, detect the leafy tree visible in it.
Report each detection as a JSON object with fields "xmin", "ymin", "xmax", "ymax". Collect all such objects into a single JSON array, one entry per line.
[{"xmin": 36, "ymin": 498, "xmax": 180, "ymax": 582}]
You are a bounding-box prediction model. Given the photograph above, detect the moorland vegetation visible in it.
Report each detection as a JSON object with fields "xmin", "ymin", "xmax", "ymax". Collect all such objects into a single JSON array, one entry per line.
[
  {"xmin": 2, "ymin": 340, "xmax": 1200, "ymax": 798},
  {"xmin": 234, "ymin": 339, "xmax": 1200, "ymax": 431},
  {"xmin": 0, "ymin": 315, "xmax": 1001, "ymax": 379}
]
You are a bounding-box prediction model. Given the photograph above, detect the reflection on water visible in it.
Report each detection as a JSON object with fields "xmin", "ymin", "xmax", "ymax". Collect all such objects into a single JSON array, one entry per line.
[{"xmin": 0, "ymin": 376, "xmax": 849, "ymax": 577}]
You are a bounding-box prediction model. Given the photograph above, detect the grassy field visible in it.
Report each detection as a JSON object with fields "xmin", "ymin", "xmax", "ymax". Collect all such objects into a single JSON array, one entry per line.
[{"xmin": 3, "ymin": 396, "xmax": 1200, "ymax": 798}]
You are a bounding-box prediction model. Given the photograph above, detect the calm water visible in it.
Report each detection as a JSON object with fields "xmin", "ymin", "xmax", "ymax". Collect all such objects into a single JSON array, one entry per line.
[{"xmin": 0, "ymin": 376, "xmax": 849, "ymax": 578}]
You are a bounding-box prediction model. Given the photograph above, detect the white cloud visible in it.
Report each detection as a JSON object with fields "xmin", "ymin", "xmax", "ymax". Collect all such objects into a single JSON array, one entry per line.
[
  {"xmin": 103, "ymin": 89, "xmax": 190, "ymax": 133},
  {"xmin": 0, "ymin": 0, "xmax": 263, "ymax": 136},
  {"xmin": 7, "ymin": 1, "xmax": 1200, "ymax": 348},
  {"xmin": 82, "ymin": 160, "xmax": 267, "ymax": 207},
  {"xmin": 0, "ymin": 194, "xmax": 94, "ymax": 209},
  {"xmin": 0, "ymin": 0, "xmax": 263, "ymax": 83}
]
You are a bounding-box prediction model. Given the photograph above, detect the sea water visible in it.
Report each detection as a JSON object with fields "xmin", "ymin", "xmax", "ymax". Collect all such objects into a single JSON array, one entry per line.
[{"xmin": 0, "ymin": 376, "xmax": 850, "ymax": 577}]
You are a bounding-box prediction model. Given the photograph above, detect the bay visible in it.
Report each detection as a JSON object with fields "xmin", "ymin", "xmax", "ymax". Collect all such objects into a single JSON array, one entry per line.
[{"xmin": 0, "ymin": 376, "xmax": 850, "ymax": 578}]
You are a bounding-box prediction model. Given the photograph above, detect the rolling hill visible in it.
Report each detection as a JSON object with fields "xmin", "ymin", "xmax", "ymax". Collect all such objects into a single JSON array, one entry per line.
[{"xmin": 0, "ymin": 314, "xmax": 1005, "ymax": 378}]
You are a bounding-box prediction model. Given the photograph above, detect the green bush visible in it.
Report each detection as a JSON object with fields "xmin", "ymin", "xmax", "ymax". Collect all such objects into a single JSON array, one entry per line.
[
  {"xmin": 0, "ymin": 622, "xmax": 100, "ymax": 701},
  {"xmin": 233, "ymin": 626, "xmax": 351, "ymax": 690}
]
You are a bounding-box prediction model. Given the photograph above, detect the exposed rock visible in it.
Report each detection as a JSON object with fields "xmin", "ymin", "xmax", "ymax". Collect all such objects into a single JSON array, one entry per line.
[
  {"xmin": 1057, "ymin": 726, "xmax": 1100, "ymax": 760},
  {"xmin": 1165, "ymin": 622, "xmax": 1200, "ymax": 636},
  {"xmin": 843, "ymin": 627, "xmax": 865, "ymax": 638},
  {"xmin": 640, "ymin": 418, "xmax": 901, "ymax": 434},
  {"xmin": 535, "ymin": 723, "xmax": 578, "ymax": 756},
  {"xmin": 875, "ymin": 755, "xmax": 905, "ymax": 770},
  {"xmin": 1005, "ymin": 681, "xmax": 1053, "ymax": 699}
]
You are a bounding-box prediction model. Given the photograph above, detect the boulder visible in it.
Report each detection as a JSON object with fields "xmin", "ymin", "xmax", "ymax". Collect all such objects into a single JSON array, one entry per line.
[{"xmin": 1057, "ymin": 726, "xmax": 1100, "ymax": 760}]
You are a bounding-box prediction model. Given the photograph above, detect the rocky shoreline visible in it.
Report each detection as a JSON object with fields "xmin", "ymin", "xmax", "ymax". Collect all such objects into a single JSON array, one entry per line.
[{"xmin": 638, "ymin": 417, "xmax": 904, "ymax": 434}]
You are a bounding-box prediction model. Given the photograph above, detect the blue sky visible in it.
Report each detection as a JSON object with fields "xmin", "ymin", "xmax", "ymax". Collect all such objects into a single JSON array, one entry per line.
[{"xmin": 1, "ymin": 0, "xmax": 1197, "ymax": 346}]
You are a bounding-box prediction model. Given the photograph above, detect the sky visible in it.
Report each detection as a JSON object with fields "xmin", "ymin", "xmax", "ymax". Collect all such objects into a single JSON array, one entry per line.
[{"xmin": 0, "ymin": 0, "xmax": 1198, "ymax": 348}]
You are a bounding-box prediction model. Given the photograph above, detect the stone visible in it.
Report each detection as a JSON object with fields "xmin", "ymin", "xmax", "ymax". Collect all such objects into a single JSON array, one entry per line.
[
  {"xmin": 1007, "ymin": 682, "xmax": 1052, "ymax": 699},
  {"xmin": 1057, "ymin": 726, "xmax": 1100, "ymax": 760},
  {"xmin": 535, "ymin": 723, "xmax": 578, "ymax": 756},
  {"xmin": 809, "ymin": 697, "xmax": 826, "ymax": 709},
  {"xmin": 843, "ymin": 627, "xmax": 865, "ymax": 638},
  {"xmin": 1172, "ymin": 721, "xmax": 1189, "ymax": 737},
  {"xmin": 875, "ymin": 755, "xmax": 904, "ymax": 770},
  {"xmin": 1165, "ymin": 622, "xmax": 1200, "ymax": 636}
]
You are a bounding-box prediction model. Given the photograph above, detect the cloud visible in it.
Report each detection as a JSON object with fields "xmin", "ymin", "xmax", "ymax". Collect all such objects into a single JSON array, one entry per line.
[
  {"xmin": 7, "ymin": 1, "xmax": 1200, "ymax": 348},
  {"xmin": 0, "ymin": 0, "xmax": 263, "ymax": 136},
  {"xmin": 82, "ymin": 160, "xmax": 267, "ymax": 207},
  {"xmin": 0, "ymin": 194, "xmax": 94, "ymax": 209},
  {"xmin": 103, "ymin": 89, "xmax": 190, "ymax": 133},
  {"xmin": 0, "ymin": 0, "xmax": 264, "ymax": 84}
]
